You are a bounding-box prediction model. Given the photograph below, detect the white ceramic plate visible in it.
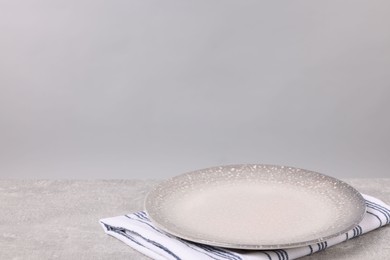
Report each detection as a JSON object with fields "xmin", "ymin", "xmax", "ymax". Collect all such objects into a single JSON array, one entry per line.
[{"xmin": 145, "ymin": 164, "xmax": 366, "ymax": 249}]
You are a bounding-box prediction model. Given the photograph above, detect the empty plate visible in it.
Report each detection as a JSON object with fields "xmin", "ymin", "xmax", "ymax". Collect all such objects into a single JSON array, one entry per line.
[{"xmin": 144, "ymin": 164, "xmax": 366, "ymax": 249}]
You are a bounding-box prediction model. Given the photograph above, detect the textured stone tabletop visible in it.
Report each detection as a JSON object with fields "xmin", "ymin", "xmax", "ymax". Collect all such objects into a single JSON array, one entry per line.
[{"xmin": 0, "ymin": 179, "xmax": 389, "ymax": 260}]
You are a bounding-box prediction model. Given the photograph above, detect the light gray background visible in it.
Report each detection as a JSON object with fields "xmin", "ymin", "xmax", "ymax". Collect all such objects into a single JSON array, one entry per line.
[{"xmin": 0, "ymin": 0, "xmax": 389, "ymax": 179}]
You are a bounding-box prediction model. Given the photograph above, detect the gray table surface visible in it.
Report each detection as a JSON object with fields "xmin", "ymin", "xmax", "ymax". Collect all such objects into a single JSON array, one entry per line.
[{"xmin": 0, "ymin": 179, "xmax": 389, "ymax": 260}]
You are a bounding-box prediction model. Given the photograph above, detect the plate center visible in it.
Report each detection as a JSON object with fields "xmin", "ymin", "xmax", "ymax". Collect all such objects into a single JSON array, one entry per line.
[{"xmin": 163, "ymin": 181, "xmax": 338, "ymax": 245}]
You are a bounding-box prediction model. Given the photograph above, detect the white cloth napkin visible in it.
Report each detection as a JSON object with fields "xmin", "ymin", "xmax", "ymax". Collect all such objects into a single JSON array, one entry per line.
[{"xmin": 100, "ymin": 194, "xmax": 389, "ymax": 260}]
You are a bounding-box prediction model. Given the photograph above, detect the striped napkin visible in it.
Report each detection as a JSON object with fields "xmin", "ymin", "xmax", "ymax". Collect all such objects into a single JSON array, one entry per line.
[{"xmin": 100, "ymin": 194, "xmax": 389, "ymax": 260}]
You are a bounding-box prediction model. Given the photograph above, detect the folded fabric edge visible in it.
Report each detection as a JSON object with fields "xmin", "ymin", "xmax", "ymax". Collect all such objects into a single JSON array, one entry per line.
[{"xmin": 100, "ymin": 220, "xmax": 167, "ymax": 260}]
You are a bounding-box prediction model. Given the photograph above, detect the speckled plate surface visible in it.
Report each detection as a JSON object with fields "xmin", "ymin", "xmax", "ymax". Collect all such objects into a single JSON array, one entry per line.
[{"xmin": 144, "ymin": 164, "xmax": 366, "ymax": 249}]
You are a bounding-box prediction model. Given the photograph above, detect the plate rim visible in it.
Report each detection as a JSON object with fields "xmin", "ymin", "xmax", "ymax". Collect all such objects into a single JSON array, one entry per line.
[{"xmin": 144, "ymin": 164, "xmax": 366, "ymax": 250}]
